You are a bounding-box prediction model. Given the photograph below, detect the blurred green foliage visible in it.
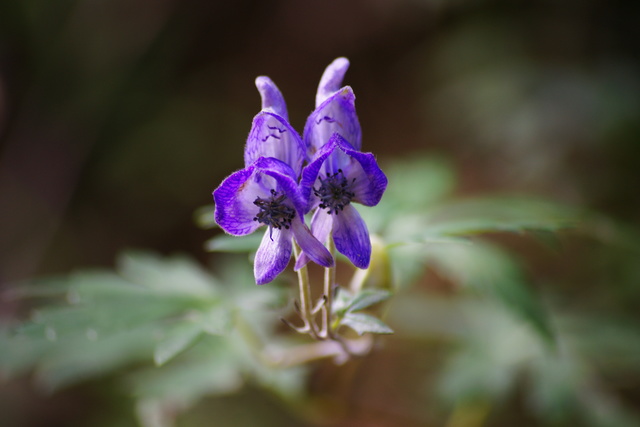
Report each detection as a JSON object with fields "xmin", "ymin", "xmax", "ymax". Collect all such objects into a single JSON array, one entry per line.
[
  {"xmin": 2, "ymin": 0, "xmax": 640, "ymax": 426},
  {"xmin": 4, "ymin": 155, "xmax": 640, "ymax": 427}
]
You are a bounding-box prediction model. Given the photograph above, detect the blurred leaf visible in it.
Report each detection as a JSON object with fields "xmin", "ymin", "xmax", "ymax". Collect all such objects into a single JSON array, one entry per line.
[
  {"xmin": 340, "ymin": 312, "xmax": 394, "ymax": 336},
  {"xmin": 194, "ymin": 204, "xmax": 217, "ymax": 229},
  {"xmin": 359, "ymin": 155, "xmax": 455, "ymax": 233},
  {"xmin": 332, "ymin": 288, "xmax": 392, "ymax": 316},
  {"xmin": 383, "ymin": 155, "xmax": 456, "ymax": 208},
  {"xmin": 154, "ymin": 321, "xmax": 204, "ymax": 367},
  {"xmin": 347, "ymin": 289, "xmax": 393, "ymax": 313},
  {"xmin": 421, "ymin": 196, "xmax": 578, "ymax": 238},
  {"xmin": 424, "ymin": 240, "xmax": 554, "ymax": 342},
  {"xmin": 131, "ymin": 338, "xmax": 243, "ymax": 405},
  {"xmin": 204, "ymin": 233, "xmax": 262, "ymax": 253},
  {"xmin": 116, "ymin": 251, "xmax": 218, "ymax": 297}
]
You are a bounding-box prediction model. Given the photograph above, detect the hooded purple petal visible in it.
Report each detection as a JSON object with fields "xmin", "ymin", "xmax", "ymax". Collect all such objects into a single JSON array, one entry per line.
[
  {"xmin": 244, "ymin": 112, "xmax": 306, "ymax": 177},
  {"xmin": 255, "ymin": 76, "xmax": 288, "ymax": 120},
  {"xmin": 332, "ymin": 204, "xmax": 371, "ymax": 269},
  {"xmin": 315, "ymin": 57, "xmax": 350, "ymax": 107},
  {"xmin": 304, "ymin": 87, "xmax": 362, "ymax": 156},
  {"xmin": 254, "ymin": 227, "xmax": 292, "ymax": 285}
]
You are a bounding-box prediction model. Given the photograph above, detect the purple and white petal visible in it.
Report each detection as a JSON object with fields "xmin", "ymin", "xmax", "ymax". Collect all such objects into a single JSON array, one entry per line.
[
  {"xmin": 315, "ymin": 57, "xmax": 350, "ymax": 107},
  {"xmin": 332, "ymin": 204, "xmax": 371, "ymax": 269},
  {"xmin": 309, "ymin": 208, "xmax": 334, "ymax": 247},
  {"xmin": 291, "ymin": 216, "xmax": 334, "ymax": 270},
  {"xmin": 255, "ymin": 76, "xmax": 288, "ymax": 121},
  {"xmin": 293, "ymin": 209, "xmax": 335, "ymax": 270},
  {"xmin": 254, "ymin": 227, "xmax": 293, "ymax": 285},
  {"xmin": 213, "ymin": 166, "xmax": 268, "ymax": 236},
  {"xmin": 244, "ymin": 112, "xmax": 306, "ymax": 176},
  {"xmin": 303, "ymin": 87, "xmax": 362, "ymax": 155}
]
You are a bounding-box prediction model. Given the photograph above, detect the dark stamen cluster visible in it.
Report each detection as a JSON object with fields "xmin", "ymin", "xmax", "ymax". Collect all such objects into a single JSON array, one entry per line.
[
  {"xmin": 253, "ymin": 189, "xmax": 296, "ymax": 235},
  {"xmin": 314, "ymin": 169, "xmax": 355, "ymax": 215}
]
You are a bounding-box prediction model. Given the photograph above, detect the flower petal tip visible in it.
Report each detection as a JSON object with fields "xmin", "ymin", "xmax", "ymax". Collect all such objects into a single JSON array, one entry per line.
[
  {"xmin": 255, "ymin": 76, "xmax": 288, "ymax": 120},
  {"xmin": 316, "ymin": 57, "xmax": 351, "ymax": 107}
]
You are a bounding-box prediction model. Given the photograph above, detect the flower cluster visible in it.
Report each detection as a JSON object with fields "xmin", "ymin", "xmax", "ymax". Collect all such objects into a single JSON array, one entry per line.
[{"xmin": 213, "ymin": 58, "xmax": 387, "ymax": 284}]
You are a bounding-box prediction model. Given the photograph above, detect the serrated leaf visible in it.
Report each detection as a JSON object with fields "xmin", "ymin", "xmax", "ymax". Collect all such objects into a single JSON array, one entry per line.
[
  {"xmin": 340, "ymin": 312, "xmax": 394, "ymax": 335},
  {"xmin": 204, "ymin": 233, "xmax": 262, "ymax": 253},
  {"xmin": 347, "ymin": 289, "xmax": 393, "ymax": 313},
  {"xmin": 331, "ymin": 288, "xmax": 354, "ymax": 316},
  {"xmin": 154, "ymin": 321, "xmax": 204, "ymax": 366}
]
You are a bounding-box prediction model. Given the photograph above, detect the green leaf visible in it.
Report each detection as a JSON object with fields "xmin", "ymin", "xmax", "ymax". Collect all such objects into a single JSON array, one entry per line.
[
  {"xmin": 116, "ymin": 251, "xmax": 218, "ymax": 297},
  {"xmin": 423, "ymin": 240, "xmax": 554, "ymax": 342},
  {"xmin": 385, "ymin": 155, "xmax": 456, "ymax": 206},
  {"xmin": 204, "ymin": 233, "xmax": 262, "ymax": 253},
  {"xmin": 154, "ymin": 321, "xmax": 204, "ymax": 366},
  {"xmin": 420, "ymin": 196, "xmax": 579, "ymax": 238},
  {"xmin": 194, "ymin": 204, "xmax": 217, "ymax": 229},
  {"xmin": 332, "ymin": 288, "xmax": 392, "ymax": 317},
  {"xmin": 359, "ymin": 155, "xmax": 456, "ymax": 233},
  {"xmin": 340, "ymin": 312, "xmax": 394, "ymax": 336},
  {"xmin": 348, "ymin": 289, "xmax": 393, "ymax": 313}
]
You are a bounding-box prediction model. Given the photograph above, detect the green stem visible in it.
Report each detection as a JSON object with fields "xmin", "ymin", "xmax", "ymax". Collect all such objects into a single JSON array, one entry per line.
[
  {"xmin": 322, "ymin": 235, "xmax": 336, "ymax": 339},
  {"xmin": 293, "ymin": 242, "xmax": 319, "ymax": 339}
]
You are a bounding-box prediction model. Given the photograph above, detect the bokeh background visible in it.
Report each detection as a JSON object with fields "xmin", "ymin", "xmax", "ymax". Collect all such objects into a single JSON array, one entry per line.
[{"xmin": 1, "ymin": 0, "xmax": 639, "ymax": 426}]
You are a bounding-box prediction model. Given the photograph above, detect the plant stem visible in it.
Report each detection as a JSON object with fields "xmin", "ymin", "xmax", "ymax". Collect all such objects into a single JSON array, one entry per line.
[
  {"xmin": 322, "ymin": 235, "xmax": 336, "ymax": 339},
  {"xmin": 293, "ymin": 242, "xmax": 320, "ymax": 339}
]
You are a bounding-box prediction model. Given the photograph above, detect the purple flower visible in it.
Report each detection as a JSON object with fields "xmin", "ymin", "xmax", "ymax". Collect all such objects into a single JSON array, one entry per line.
[
  {"xmin": 214, "ymin": 157, "xmax": 334, "ymax": 285},
  {"xmin": 244, "ymin": 76, "xmax": 307, "ymax": 177},
  {"xmin": 303, "ymin": 57, "xmax": 362, "ymax": 157},
  {"xmin": 300, "ymin": 133, "xmax": 387, "ymax": 269}
]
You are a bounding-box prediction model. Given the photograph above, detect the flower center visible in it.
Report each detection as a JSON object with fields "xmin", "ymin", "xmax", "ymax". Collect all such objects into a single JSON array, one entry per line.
[
  {"xmin": 253, "ymin": 189, "xmax": 296, "ymax": 234},
  {"xmin": 313, "ymin": 169, "xmax": 355, "ymax": 215}
]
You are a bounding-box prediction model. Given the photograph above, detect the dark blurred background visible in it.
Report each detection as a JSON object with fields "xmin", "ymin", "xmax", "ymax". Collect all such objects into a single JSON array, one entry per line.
[
  {"xmin": 2, "ymin": 0, "xmax": 638, "ymax": 285},
  {"xmin": 1, "ymin": 0, "xmax": 639, "ymax": 425}
]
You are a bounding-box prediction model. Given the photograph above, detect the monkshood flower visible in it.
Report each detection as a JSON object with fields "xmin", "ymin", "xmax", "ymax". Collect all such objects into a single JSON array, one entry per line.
[
  {"xmin": 214, "ymin": 157, "xmax": 334, "ymax": 285},
  {"xmin": 244, "ymin": 76, "xmax": 307, "ymax": 177},
  {"xmin": 300, "ymin": 133, "xmax": 387, "ymax": 269},
  {"xmin": 303, "ymin": 57, "xmax": 362, "ymax": 157}
]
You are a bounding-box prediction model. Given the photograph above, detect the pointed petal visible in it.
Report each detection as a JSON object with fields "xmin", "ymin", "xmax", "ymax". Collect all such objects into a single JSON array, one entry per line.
[
  {"xmin": 310, "ymin": 208, "xmax": 334, "ymax": 247},
  {"xmin": 213, "ymin": 166, "xmax": 267, "ymax": 236},
  {"xmin": 255, "ymin": 76, "xmax": 288, "ymax": 120},
  {"xmin": 332, "ymin": 204, "xmax": 371, "ymax": 269},
  {"xmin": 304, "ymin": 86, "xmax": 361, "ymax": 155},
  {"xmin": 254, "ymin": 228, "xmax": 292, "ymax": 285},
  {"xmin": 315, "ymin": 57, "xmax": 350, "ymax": 107},
  {"xmin": 293, "ymin": 209, "xmax": 335, "ymax": 270},
  {"xmin": 244, "ymin": 112, "xmax": 306, "ymax": 176},
  {"xmin": 291, "ymin": 216, "xmax": 334, "ymax": 269}
]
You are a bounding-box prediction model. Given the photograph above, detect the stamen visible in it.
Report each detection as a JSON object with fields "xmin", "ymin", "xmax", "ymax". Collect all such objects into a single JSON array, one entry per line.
[
  {"xmin": 253, "ymin": 189, "xmax": 296, "ymax": 239},
  {"xmin": 313, "ymin": 169, "xmax": 355, "ymax": 215}
]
